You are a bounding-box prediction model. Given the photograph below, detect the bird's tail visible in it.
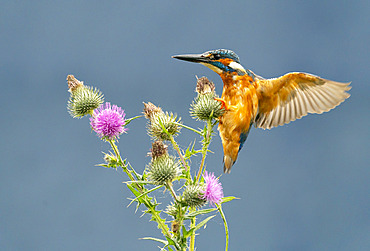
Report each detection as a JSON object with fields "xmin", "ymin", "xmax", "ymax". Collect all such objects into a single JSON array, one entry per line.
[{"xmin": 223, "ymin": 155, "xmax": 235, "ymax": 173}]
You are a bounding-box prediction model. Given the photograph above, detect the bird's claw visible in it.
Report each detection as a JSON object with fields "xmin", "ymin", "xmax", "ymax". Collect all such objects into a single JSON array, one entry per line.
[{"xmin": 214, "ymin": 97, "xmax": 228, "ymax": 110}]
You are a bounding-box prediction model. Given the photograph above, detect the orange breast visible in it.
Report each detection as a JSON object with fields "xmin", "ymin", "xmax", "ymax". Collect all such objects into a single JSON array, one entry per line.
[{"xmin": 218, "ymin": 72, "xmax": 259, "ymax": 161}]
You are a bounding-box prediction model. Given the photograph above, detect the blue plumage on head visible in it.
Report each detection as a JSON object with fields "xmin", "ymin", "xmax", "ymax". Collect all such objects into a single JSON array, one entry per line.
[{"xmin": 206, "ymin": 49, "xmax": 240, "ymax": 63}]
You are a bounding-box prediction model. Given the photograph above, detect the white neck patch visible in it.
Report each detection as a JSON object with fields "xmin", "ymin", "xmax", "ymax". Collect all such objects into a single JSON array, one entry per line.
[{"xmin": 228, "ymin": 61, "xmax": 246, "ymax": 73}]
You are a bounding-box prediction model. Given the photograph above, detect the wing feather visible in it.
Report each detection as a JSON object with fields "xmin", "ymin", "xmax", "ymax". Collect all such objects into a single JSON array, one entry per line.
[
  {"xmin": 297, "ymin": 89, "xmax": 309, "ymax": 114},
  {"xmin": 296, "ymin": 89, "xmax": 307, "ymax": 116},
  {"xmin": 279, "ymin": 105, "xmax": 286, "ymax": 126},
  {"xmin": 273, "ymin": 104, "xmax": 281, "ymax": 126},
  {"xmin": 255, "ymin": 72, "xmax": 351, "ymax": 129}
]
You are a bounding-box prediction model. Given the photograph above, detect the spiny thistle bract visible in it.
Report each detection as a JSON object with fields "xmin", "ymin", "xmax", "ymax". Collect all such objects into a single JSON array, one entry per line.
[
  {"xmin": 190, "ymin": 93, "xmax": 225, "ymax": 121},
  {"xmin": 68, "ymin": 85, "xmax": 104, "ymax": 118},
  {"xmin": 147, "ymin": 111, "xmax": 181, "ymax": 141},
  {"xmin": 182, "ymin": 184, "xmax": 207, "ymax": 208},
  {"xmin": 147, "ymin": 155, "xmax": 181, "ymax": 186},
  {"xmin": 143, "ymin": 102, "xmax": 181, "ymax": 141}
]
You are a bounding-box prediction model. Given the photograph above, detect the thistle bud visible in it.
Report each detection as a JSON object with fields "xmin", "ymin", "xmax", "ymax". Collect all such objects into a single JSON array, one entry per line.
[
  {"xmin": 181, "ymin": 184, "xmax": 207, "ymax": 208},
  {"xmin": 190, "ymin": 76, "xmax": 225, "ymax": 121},
  {"xmin": 147, "ymin": 155, "xmax": 181, "ymax": 186},
  {"xmin": 103, "ymin": 152, "xmax": 119, "ymax": 168},
  {"xmin": 67, "ymin": 75, "xmax": 104, "ymax": 118},
  {"xmin": 165, "ymin": 203, "xmax": 178, "ymax": 217},
  {"xmin": 144, "ymin": 102, "xmax": 181, "ymax": 141},
  {"xmin": 190, "ymin": 94, "xmax": 225, "ymax": 121}
]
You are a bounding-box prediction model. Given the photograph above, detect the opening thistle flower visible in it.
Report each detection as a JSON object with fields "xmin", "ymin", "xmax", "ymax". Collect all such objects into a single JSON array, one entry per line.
[
  {"xmin": 201, "ymin": 171, "xmax": 224, "ymax": 206},
  {"xmin": 67, "ymin": 75, "xmax": 104, "ymax": 118},
  {"xmin": 90, "ymin": 102, "xmax": 127, "ymax": 140}
]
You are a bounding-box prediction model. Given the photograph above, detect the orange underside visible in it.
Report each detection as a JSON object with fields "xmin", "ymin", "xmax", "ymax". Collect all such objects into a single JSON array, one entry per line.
[{"xmin": 218, "ymin": 72, "xmax": 259, "ymax": 166}]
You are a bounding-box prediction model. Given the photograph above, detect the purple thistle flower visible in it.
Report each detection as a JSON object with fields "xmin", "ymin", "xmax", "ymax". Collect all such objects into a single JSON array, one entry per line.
[
  {"xmin": 90, "ymin": 102, "xmax": 127, "ymax": 140},
  {"xmin": 202, "ymin": 171, "xmax": 224, "ymax": 206}
]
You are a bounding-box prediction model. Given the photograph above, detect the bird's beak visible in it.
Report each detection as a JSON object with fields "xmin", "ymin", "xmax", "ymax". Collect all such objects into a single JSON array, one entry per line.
[{"xmin": 172, "ymin": 53, "xmax": 210, "ymax": 64}]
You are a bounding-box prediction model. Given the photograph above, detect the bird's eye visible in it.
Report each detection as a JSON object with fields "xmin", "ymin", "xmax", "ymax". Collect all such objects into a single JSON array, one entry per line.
[{"xmin": 213, "ymin": 54, "xmax": 221, "ymax": 60}]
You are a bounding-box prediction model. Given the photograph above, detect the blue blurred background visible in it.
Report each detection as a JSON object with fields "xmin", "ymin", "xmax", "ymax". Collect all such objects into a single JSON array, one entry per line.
[{"xmin": 1, "ymin": 1, "xmax": 369, "ymax": 250}]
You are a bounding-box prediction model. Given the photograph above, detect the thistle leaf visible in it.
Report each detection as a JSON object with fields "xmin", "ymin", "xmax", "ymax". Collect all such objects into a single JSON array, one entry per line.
[
  {"xmin": 127, "ymin": 185, "xmax": 163, "ymax": 208},
  {"xmin": 185, "ymin": 215, "xmax": 215, "ymax": 237},
  {"xmin": 140, "ymin": 237, "xmax": 168, "ymax": 245},
  {"xmin": 184, "ymin": 208, "xmax": 217, "ymax": 219},
  {"xmin": 221, "ymin": 196, "xmax": 239, "ymax": 204}
]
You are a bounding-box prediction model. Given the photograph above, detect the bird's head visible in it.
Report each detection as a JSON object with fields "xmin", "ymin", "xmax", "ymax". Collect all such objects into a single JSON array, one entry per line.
[{"xmin": 172, "ymin": 49, "xmax": 246, "ymax": 75}]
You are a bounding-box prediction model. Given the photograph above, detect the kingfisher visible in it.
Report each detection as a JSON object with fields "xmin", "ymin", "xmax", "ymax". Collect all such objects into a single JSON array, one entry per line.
[{"xmin": 173, "ymin": 49, "xmax": 351, "ymax": 173}]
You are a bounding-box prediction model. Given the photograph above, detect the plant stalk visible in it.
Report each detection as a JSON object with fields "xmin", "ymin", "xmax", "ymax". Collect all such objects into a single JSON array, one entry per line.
[
  {"xmin": 217, "ymin": 204, "xmax": 229, "ymax": 251},
  {"xmin": 109, "ymin": 140, "xmax": 136, "ymax": 182},
  {"xmin": 169, "ymin": 135, "xmax": 190, "ymax": 173},
  {"xmin": 196, "ymin": 119, "xmax": 213, "ymax": 183},
  {"xmin": 189, "ymin": 208, "xmax": 196, "ymax": 251}
]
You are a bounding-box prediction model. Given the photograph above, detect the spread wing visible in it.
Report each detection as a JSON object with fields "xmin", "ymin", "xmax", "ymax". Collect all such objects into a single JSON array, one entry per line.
[{"xmin": 254, "ymin": 72, "xmax": 351, "ymax": 129}]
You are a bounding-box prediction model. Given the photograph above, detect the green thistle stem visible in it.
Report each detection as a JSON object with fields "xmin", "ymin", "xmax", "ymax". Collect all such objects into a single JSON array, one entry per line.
[
  {"xmin": 196, "ymin": 119, "xmax": 213, "ymax": 183},
  {"xmin": 152, "ymin": 210, "xmax": 179, "ymax": 249},
  {"xmin": 217, "ymin": 203, "xmax": 229, "ymax": 251},
  {"xmin": 166, "ymin": 181, "xmax": 178, "ymax": 202},
  {"xmin": 174, "ymin": 122, "xmax": 203, "ymax": 136},
  {"xmin": 109, "ymin": 139, "xmax": 136, "ymax": 182},
  {"xmin": 189, "ymin": 208, "xmax": 196, "ymax": 251},
  {"xmin": 128, "ymin": 162, "xmax": 141, "ymax": 180},
  {"xmin": 168, "ymin": 134, "xmax": 190, "ymax": 174},
  {"xmin": 191, "ymin": 118, "xmax": 214, "ymax": 250}
]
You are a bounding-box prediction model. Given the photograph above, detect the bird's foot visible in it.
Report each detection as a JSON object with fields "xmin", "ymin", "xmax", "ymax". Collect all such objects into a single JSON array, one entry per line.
[{"xmin": 214, "ymin": 97, "xmax": 228, "ymax": 110}]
